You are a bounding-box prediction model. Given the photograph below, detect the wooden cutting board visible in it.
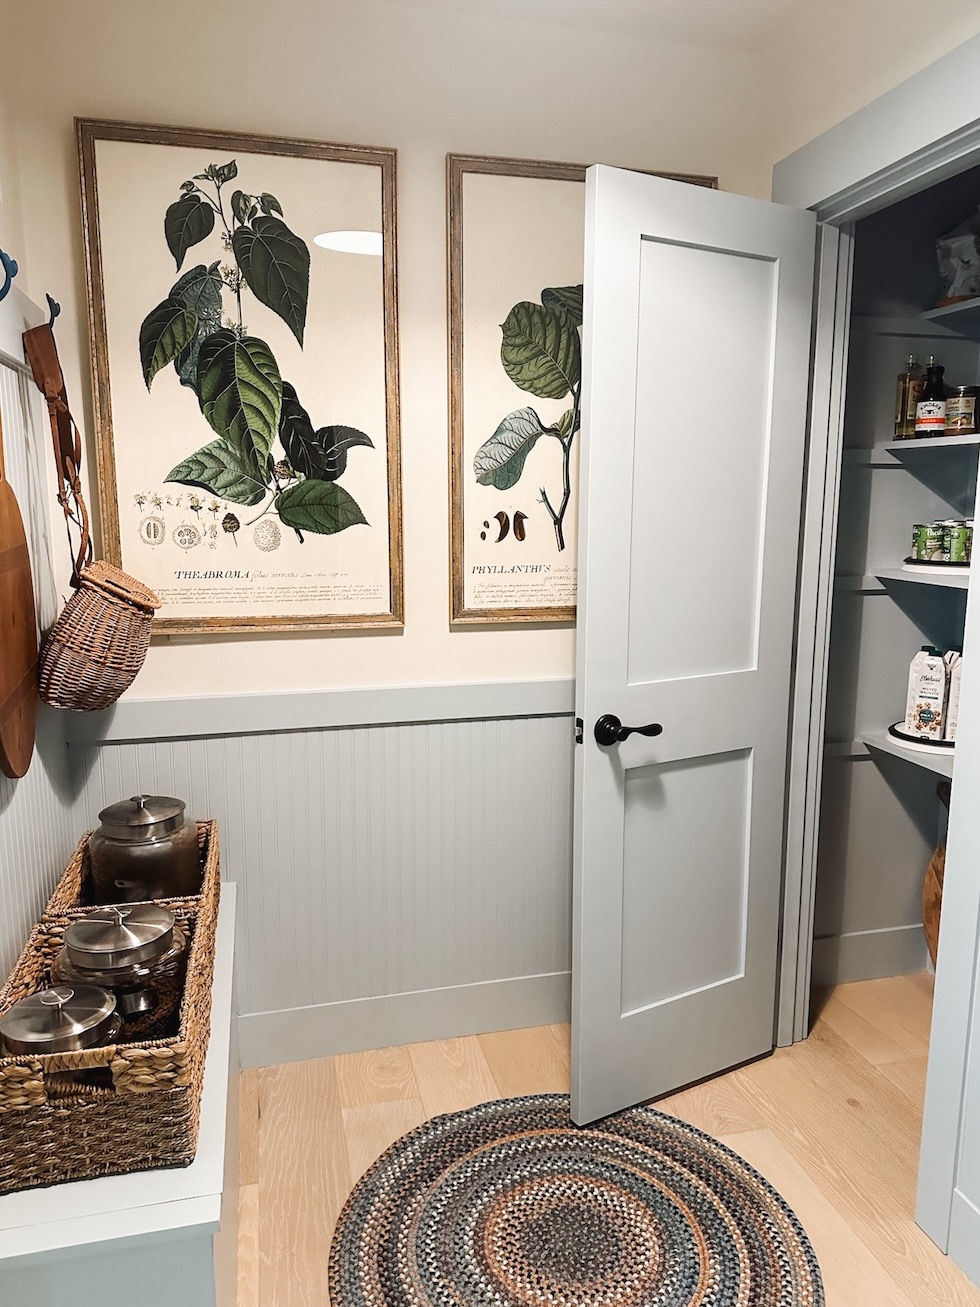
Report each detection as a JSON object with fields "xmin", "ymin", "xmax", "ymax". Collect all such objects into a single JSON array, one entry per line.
[{"xmin": 0, "ymin": 407, "xmax": 38, "ymax": 778}]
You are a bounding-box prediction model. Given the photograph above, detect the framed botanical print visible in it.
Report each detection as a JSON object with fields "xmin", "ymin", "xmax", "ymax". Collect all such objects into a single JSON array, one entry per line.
[
  {"xmin": 448, "ymin": 153, "xmax": 716, "ymax": 625},
  {"xmin": 78, "ymin": 118, "xmax": 402, "ymax": 633}
]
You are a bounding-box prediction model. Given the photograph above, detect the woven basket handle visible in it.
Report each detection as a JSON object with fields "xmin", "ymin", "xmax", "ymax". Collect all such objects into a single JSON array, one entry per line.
[{"xmin": 23, "ymin": 323, "xmax": 93, "ymax": 587}]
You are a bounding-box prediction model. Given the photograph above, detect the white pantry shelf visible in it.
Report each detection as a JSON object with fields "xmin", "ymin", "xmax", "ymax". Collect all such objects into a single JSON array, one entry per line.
[
  {"xmin": 860, "ymin": 728, "xmax": 955, "ymax": 779},
  {"xmin": 875, "ymin": 565, "xmax": 971, "ymax": 590}
]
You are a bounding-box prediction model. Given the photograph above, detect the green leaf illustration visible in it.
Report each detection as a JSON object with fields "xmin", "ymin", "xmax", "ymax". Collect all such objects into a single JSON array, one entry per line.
[
  {"xmin": 474, "ymin": 406, "xmax": 556, "ymax": 490},
  {"xmin": 170, "ymin": 262, "xmax": 224, "ymax": 391},
  {"xmin": 542, "ymin": 284, "xmax": 584, "ymax": 327},
  {"xmin": 165, "ymin": 195, "xmax": 215, "ymax": 271},
  {"xmin": 231, "ymin": 190, "xmax": 251, "ymax": 225},
  {"xmin": 233, "ymin": 215, "xmax": 310, "ymax": 345},
  {"xmin": 276, "ymin": 479, "xmax": 367, "ymax": 534},
  {"xmin": 214, "ymin": 160, "xmax": 238, "ymax": 184},
  {"xmin": 139, "ymin": 297, "xmax": 199, "ymax": 389},
  {"xmin": 259, "ymin": 193, "xmax": 283, "ymax": 217},
  {"xmin": 197, "ymin": 329, "xmax": 282, "ymax": 467},
  {"xmin": 500, "ymin": 301, "xmax": 580, "ymax": 399},
  {"xmin": 164, "ymin": 439, "xmax": 270, "ymax": 506},
  {"xmin": 279, "ymin": 382, "xmax": 373, "ymax": 482},
  {"xmin": 556, "ymin": 407, "xmax": 580, "ymax": 438}
]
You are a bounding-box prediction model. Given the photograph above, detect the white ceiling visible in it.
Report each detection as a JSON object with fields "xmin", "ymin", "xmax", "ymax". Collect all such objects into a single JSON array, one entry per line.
[{"xmin": 400, "ymin": 0, "xmax": 798, "ymax": 51}]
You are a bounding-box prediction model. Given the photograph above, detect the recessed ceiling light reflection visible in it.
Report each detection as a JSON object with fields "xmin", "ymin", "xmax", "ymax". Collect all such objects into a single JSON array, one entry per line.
[{"xmin": 313, "ymin": 230, "xmax": 383, "ymax": 256}]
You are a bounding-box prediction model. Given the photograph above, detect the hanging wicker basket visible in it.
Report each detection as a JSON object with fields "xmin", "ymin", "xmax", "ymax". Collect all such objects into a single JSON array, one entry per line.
[
  {"xmin": 36, "ymin": 560, "xmax": 160, "ymax": 712},
  {"xmin": 24, "ymin": 323, "xmax": 160, "ymax": 711}
]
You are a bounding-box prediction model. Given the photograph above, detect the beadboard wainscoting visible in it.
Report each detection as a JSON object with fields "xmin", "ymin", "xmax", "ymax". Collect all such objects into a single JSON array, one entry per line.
[
  {"xmin": 0, "ymin": 709, "xmax": 78, "ymax": 980},
  {"xmin": 66, "ymin": 681, "xmax": 576, "ymax": 1067}
]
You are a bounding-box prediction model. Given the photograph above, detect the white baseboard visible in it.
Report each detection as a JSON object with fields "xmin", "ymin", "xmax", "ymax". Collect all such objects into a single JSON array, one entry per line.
[
  {"xmin": 811, "ymin": 924, "xmax": 928, "ymax": 986},
  {"xmin": 238, "ymin": 971, "xmax": 572, "ymax": 1068}
]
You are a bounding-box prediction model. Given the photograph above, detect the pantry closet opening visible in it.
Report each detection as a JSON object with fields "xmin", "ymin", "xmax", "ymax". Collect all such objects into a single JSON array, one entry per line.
[{"xmin": 812, "ymin": 161, "xmax": 980, "ymax": 1015}]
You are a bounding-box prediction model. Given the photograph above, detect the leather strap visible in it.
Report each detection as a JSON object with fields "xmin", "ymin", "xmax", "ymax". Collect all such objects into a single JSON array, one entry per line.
[{"xmin": 23, "ymin": 323, "xmax": 92, "ymax": 586}]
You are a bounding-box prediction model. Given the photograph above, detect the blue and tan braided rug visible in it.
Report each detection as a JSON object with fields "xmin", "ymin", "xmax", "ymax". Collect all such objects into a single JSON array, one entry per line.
[{"xmin": 328, "ymin": 1093, "xmax": 824, "ymax": 1306}]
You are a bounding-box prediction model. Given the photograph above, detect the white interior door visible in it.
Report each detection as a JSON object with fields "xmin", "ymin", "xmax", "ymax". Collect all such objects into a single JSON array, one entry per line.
[{"xmin": 571, "ymin": 165, "xmax": 816, "ymax": 1124}]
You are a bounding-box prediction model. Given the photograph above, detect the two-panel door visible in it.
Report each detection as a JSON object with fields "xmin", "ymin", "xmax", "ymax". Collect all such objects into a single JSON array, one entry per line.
[{"xmin": 572, "ymin": 165, "xmax": 816, "ymax": 1124}]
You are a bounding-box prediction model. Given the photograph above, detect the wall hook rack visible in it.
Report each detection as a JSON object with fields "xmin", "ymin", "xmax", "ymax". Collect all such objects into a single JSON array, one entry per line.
[{"xmin": 0, "ymin": 250, "xmax": 18, "ymax": 304}]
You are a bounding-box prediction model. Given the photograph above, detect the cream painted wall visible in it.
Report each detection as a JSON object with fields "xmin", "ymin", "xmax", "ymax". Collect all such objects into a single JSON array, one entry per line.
[
  {"xmin": 2, "ymin": 0, "xmax": 764, "ymax": 698},
  {"xmin": 761, "ymin": 0, "xmax": 980, "ymax": 169},
  {"xmin": 0, "ymin": 93, "xmax": 26, "ymax": 317},
  {"xmin": 7, "ymin": 0, "xmax": 980, "ymax": 699}
]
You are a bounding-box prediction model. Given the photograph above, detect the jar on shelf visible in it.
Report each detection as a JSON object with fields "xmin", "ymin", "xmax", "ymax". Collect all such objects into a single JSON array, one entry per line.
[
  {"xmin": 0, "ymin": 984, "xmax": 122, "ymax": 1055},
  {"xmin": 945, "ymin": 385, "xmax": 980, "ymax": 435},
  {"xmin": 88, "ymin": 794, "xmax": 202, "ymax": 903},
  {"xmin": 51, "ymin": 904, "xmax": 188, "ymax": 1023}
]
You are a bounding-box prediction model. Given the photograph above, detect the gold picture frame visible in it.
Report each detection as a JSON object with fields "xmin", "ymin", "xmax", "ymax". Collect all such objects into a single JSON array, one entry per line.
[
  {"xmin": 78, "ymin": 118, "xmax": 403, "ymax": 634},
  {"xmin": 448, "ymin": 153, "xmax": 717, "ymax": 625}
]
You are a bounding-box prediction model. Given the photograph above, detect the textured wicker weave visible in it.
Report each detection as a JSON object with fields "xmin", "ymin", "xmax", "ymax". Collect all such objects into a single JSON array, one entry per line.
[
  {"xmin": 0, "ymin": 823, "xmax": 220, "ymax": 1194},
  {"xmin": 37, "ymin": 560, "xmax": 161, "ymax": 712},
  {"xmin": 42, "ymin": 820, "xmax": 218, "ymax": 922}
]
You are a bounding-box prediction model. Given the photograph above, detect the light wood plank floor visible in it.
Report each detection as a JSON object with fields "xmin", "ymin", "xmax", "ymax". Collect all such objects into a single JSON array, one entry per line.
[{"xmin": 238, "ymin": 972, "xmax": 980, "ymax": 1307}]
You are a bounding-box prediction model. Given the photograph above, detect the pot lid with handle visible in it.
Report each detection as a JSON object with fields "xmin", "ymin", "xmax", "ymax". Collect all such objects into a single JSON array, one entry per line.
[
  {"xmin": 97, "ymin": 794, "xmax": 187, "ymax": 842},
  {"xmin": 64, "ymin": 904, "xmax": 177, "ymax": 969},
  {"xmin": 0, "ymin": 984, "xmax": 118, "ymax": 1054}
]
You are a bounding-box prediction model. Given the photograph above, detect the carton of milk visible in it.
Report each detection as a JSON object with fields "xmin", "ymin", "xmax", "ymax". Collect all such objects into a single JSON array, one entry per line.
[
  {"xmin": 945, "ymin": 651, "xmax": 963, "ymax": 742},
  {"xmin": 905, "ymin": 646, "xmax": 948, "ymax": 738}
]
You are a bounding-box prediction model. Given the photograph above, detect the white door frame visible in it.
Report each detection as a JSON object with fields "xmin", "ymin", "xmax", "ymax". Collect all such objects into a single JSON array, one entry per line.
[{"xmin": 772, "ymin": 33, "xmax": 980, "ymax": 1250}]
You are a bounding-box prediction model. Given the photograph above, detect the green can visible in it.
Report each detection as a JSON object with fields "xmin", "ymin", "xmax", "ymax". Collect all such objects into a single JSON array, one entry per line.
[
  {"xmin": 946, "ymin": 523, "xmax": 973, "ymax": 563},
  {"xmin": 913, "ymin": 523, "xmax": 946, "ymax": 561}
]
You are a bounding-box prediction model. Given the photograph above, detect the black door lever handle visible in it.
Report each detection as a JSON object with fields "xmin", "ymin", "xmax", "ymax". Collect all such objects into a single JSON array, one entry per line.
[{"xmin": 593, "ymin": 714, "xmax": 664, "ymax": 747}]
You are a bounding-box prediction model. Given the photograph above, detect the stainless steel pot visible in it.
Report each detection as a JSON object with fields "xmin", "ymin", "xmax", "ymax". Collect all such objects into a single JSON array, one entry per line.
[
  {"xmin": 88, "ymin": 794, "xmax": 202, "ymax": 903},
  {"xmin": 0, "ymin": 984, "xmax": 122, "ymax": 1054},
  {"xmin": 52, "ymin": 905, "xmax": 188, "ymax": 1019}
]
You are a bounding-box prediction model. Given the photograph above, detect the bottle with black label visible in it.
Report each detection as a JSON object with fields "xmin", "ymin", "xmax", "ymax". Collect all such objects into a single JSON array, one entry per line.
[
  {"xmin": 895, "ymin": 354, "xmax": 924, "ymax": 438},
  {"xmin": 915, "ymin": 356, "xmax": 946, "ymax": 437}
]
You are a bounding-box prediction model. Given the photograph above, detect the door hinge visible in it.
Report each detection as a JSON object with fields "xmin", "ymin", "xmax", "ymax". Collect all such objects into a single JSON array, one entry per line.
[{"xmin": 575, "ymin": 717, "xmax": 584, "ymax": 744}]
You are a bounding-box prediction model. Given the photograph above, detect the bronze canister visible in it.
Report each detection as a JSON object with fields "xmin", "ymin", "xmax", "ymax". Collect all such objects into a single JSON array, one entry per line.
[{"xmin": 88, "ymin": 794, "xmax": 202, "ymax": 903}]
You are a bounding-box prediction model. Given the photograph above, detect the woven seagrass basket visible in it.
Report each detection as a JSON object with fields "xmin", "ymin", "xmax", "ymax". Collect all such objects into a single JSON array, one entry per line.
[
  {"xmin": 0, "ymin": 822, "xmax": 220, "ymax": 1194},
  {"xmin": 42, "ymin": 819, "xmax": 218, "ymax": 922}
]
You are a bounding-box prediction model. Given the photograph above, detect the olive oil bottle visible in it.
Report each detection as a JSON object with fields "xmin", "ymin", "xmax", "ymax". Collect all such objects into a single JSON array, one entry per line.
[{"xmin": 894, "ymin": 353, "xmax": 924, "ymax": 438}]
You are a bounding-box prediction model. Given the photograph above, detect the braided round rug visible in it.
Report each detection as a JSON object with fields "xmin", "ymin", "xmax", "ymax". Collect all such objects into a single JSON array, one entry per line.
[{"xmin": 329, "ymin": 1093, "xmax": 823, "ymax": 1307}]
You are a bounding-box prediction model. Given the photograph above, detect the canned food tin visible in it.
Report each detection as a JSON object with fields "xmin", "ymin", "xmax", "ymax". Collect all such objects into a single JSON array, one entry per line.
[
  {"xmin": 916, "ymin": 524, "xmax": 947, "ymax": 561},
  {"xmin": 945, "ymin": 385, "xmax": 980, "ymax": 434},
  {"xmin": 946, "ymin": 523, "xmax": 973, "ymax": 563}
]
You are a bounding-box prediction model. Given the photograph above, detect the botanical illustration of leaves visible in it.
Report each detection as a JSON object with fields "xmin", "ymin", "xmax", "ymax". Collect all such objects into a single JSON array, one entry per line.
[
  {"xmin": 474, "ymin": 406, "xmax": 555, "ymax": 490},
  {"xmin": 139, "ymin": 297, "xmax": 199, "ymax": 389},
  {"xmin": 500, "ymin": 301, "xmax": 580, "ymax": 399},
  {"xmin": 279, "ymin": 383, "xmax": 373, "ymax": 482},
  {"xmin": 165, "ymin": 439, "xmax": 270, "ymax": 506},
  {"xmin": 259, "ymin": 193, "xmax": 283, "ymax": 217},
  {"xmin": 232, "ymin": 215, "xmax": 310, "ymax": 345},
  {"xmin": 165, "ymin": 195, "xmax": 215, "ymax": 270},
  {"xmin": 276, "ymin": 479, "xmax": 368, "ymax": 534},
  {"xmin": 556, "ymin": 407, "xmax": 580, "ymax": 438},
  {"xmin": 214, "ymin": 160, "xmax": 238, "ymax": 184},
  {"xmin": 197, "ymin": 329, "xmax": 283, "ymax": 467},
  {"xmin": 170, "ymin": 262, "xmax": 224, "ymax": 391},
  {"xmin": 542, "ymin": 284, "xmax": 584, "ymax": 327},
  {"xmin": 231, "ymin": 190, "xmax": 251, "ymax": 225}
]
